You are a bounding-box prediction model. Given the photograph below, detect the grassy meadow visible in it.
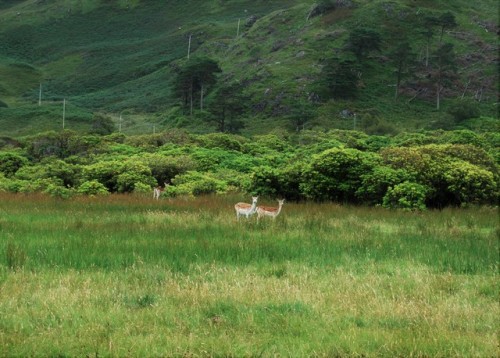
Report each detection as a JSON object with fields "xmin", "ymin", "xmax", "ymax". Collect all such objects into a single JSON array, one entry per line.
[{"xmin": 0, "ymin": 193, "xmax": 498, "ymax": 357}]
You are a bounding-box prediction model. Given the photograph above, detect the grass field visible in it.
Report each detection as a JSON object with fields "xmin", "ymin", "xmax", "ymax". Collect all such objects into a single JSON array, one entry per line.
[{"xmin": 0, "ymin": 193, "xmax": 498, "ymax": 356}]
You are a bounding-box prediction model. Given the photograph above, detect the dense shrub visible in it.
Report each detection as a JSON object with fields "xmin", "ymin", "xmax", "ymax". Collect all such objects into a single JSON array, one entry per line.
[
  {"xmin": 18, "ymin": 177, "xmax": 64, "ymax": 193},
  {"xmin": 0, "ymin": 174, "xmax": 24, "ymax": 192},
  {"xmin": 382, "ymin": 182, "xmax": 429, "ymax": 210},
  {"xmin": 0, "ymin": 152, "xmax": 28, "ymax": 177},
  {"xmin": 447, "ymin": 99, "xmax": 480, "ymax": 123},
  {"xmin": 301, "ymin": 147, "xmax": 379, "ymax": 202},
  {"xmin": 77, "ymin": 180, "xmax": 109, "ymax": 196},
  {"xmin": 356, "ymin": 166, "xmax": 413, "ymax": 205},
  {"xmin": 249, "ymin": 163, "xmax": 304, "ymax": 201},
  {"xmin": 116, "ymin": 161, "xmax": 156, "ymax": 193},
  {"xmin": 0, "ymin": 129, "xmax": 496, "ymax": 207},
  {"xmin": 197, "ymin": 133, "xmax": 246, "ymax": 151},
  {"xmin": 82, "ymin": 159, "xmax": 155, "ymax": 193},
  {"xmin": 14, "ymin": 159, "xmax": 80, "ymax": 188},
  {"xmin": 443, "ymin": 160, "xmax": 498, "ymax": 206},
  {"xmin": 169, "ymin": 171, "xmax": 227, "ymax": 196},
  {"xmin": 43, "ymin": 183, "xmax": 73, "ymax": 199},
  {"xmin": 381, "ymin": 144, "xmax": 498, "ymax": 207},
  {"xmin": 142, "ymin": 153, "xmax": 196, "ymax": 185}
]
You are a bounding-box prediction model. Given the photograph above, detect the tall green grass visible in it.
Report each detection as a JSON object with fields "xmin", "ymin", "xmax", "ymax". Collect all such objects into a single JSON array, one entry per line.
[{"xmin": 0, "ymin": 193, "xmax": 498, "ymax": 356}]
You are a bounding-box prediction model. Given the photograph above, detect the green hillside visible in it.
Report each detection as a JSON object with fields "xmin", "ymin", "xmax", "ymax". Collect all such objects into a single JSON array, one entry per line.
[{"xmin": 0, "ymin": 0, "xmax": 498, "ymax": 136}]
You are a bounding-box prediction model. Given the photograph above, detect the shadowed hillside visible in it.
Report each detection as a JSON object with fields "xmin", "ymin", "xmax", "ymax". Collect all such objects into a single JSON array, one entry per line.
[{"xmin": 0, "ymin": 0, "xmax": 498, "ymax": 136}]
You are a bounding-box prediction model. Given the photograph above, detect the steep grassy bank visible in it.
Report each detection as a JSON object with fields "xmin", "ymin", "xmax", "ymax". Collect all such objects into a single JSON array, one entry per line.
[{"xmin": 0, "ymin": 0, "xmax": 497, "ymax": 136}]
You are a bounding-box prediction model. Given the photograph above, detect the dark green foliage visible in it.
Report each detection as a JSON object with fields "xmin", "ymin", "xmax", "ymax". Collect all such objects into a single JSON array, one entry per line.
[
  {"xmin": 197, "ymin": 132, "xmax": 246, "ymax": 151},
  {"xmin": 447, "ymin": 99, "xmax": 481, "ymax": 123},
  {"xmin": 25, "ymin": 130, "xmax": 104, "ymax": 161},
  {"xmin": 82, "ymin": 158, "xmax": 155, "ymax": 193},
  {"xmin": 142, "ymin": 153, "xmax": 196, "ymax": 185},
  {"xmin": 206, "ymin": 83, "xmax": 246, "ymax": 133},
  {"xmin": 89, "ymin": 114, "xmax": 115, "ymax": 135},
  {"xmin": 380, "ymin": 144, "xmax": 498, "ymax": 207},
  {"xmin": 357, "ymin": 166, "xmax": 413, "ymax": 205},
  {"xmin": 172, "ymin": 57, "xmax": 222, "ymax": 114},
  {"xmin": 0, "ymin": 152, "xmax": 28, "ymax": 177},
  {"xmin": 319, "ymin": 58, "xmax": 360, "ymax": 100},
  {"xmin": 433, "ymin": 42, "xmax": 457, "ymax": 110},
  {"xmin": 443, "ymin": 160, "xmax": 497, "ymax": 206},
  {"xmin": 301, "ymin": 147, "xmax": 379, "ymax": 202},
  {"xmin": 436, "ymin": 11, "xmax": 458, "ymax": 42},
  {"xmin": 0, "ymin": 125, "xmax": 497, "ymax": 207},
  {"xmin": 388, "ymin": 41, "xmax": 415, "ymax": 99},
  {"xmin": 345, "ymin": 27, "xmax": 382, "ymax": 61},
  {"xmin": 250, "ymin": 163, "xmax": 304, "ymax": 201},
  {"xmin": 15, "ymin": 159, "xmax": 79, "ymax": 188}
]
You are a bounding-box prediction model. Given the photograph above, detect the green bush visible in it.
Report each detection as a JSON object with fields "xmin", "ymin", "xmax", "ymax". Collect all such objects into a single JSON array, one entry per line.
[
  {"xmin": 356, "ymin": 166, "xmax": 413, "ymax": 205},
  {"xmin": 116, "ymin": 161, "xmax": 156, "ymax": 193},
  {"xmin": 133, "ymin": 182, "xmax": 153, "ymax": 194},
  {"xmin": 82, "ymin": 159, "xmax": 155, "ymax": 193},
  {"xmin": 15, "ymin": 159, "xmax": 80, "ymax": 188},
  {"xmin": 443, "ymin": 160, "xmax": 498, "ymax": 206},
  {"xmin": 0, "ymin": 174, "xmax": 24, "ymax": 193},
  {"xmin": 382, "ymin": 182, "xmax": 429, "ymax": 211},
  {"xmin": 0, "ymin": 152, "xmax": 28, "ymax": 177},
  {"xmin": 170, "ymin": 171, "xmax": 227, "ymax": 196},
  {"xmin": 43, "ymin": 183, "xmax": 73, "ymax": 199},
  {"xmin": 447, "ymin": 99, "xmax": 480, "ymax": 123},
  {"xmin": 77, "ymin": 180, "xmax": 110, "ymax": 196},
  {"xmin": 82, "ymin": 160, "xmax": 124, "ymax": 192},
  {"xmin": 381, "ymin": 144, "xmax": 498, "ymax": 207},
  {"xmin": 18, "ymin": 177, "xmax": 64, "ymax": 193},
  {"xmin": 249, "ymin": 162, "xmax": 304, "ymax": 201},
  {"xmin": 301, "ymin": 147, "xmax": 379, "ymax": 202},
  {"xmin": 142, "ymin": 153, "xmax": 196, "ymax": 185},
  {"xmin": 197, "ymin": 133, "xmax": 245, "ymax": 151}
]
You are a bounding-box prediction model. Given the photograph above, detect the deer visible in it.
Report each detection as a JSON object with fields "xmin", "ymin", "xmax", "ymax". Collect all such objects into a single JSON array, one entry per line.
[
  {"xmin": 234, "ymin": 196, "xmax": 258, "ymax": 220},
  {"xmin": 257, "ymin": 199, "xmax": 285, "ymax": 221},
  {"xmin": 153, "ymin": 182, "xmax": 169, "ymax": 200}
]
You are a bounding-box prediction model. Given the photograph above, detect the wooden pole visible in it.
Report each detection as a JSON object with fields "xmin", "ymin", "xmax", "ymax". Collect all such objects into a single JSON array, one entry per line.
[
  {"xmin": 236, "ymin": 18, "xmax": 240, "ymax": 37},
  {"xmin": 187, "ymin": 34, "xmax": 192, "ymax": 59},
  {"xmin": 38, "ymin": 83, "xmax": 42, "ymax": 106}
]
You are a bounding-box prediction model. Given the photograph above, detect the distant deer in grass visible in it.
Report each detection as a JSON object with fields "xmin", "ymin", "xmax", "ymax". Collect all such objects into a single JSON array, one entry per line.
[
  {"xmin": 257, "ymin": 199, "xmax": 285, "ymax": 221},
  {"xmin": 153, "ymin": 182, "xmax": 169, "ymax": 200},
  {"xmin": 234, "ymin": 196, "xmax": 258, "ymax": 220}
]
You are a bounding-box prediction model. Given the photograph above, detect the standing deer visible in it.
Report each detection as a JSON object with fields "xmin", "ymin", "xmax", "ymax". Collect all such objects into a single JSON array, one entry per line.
[
  {"xmin": 234, "ymin": 196, "xmax": 258, "ymax": 220},
  {"xmin": 257, "ymin": 199, "xmax": 285, "ymax": 221},
  {"xmin": 153, "ymin": 182, "xmax": 168, "ymax": 200}
]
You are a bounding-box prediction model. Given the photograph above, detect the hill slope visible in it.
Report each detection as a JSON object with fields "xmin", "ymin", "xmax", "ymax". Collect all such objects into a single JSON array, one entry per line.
[{"xmin": 0, "ymin": 0, "xmax": 498, "ymax": 136}]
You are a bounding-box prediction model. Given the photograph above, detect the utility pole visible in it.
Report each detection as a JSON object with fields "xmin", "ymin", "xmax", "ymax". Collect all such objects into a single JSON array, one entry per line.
[
  {"xmin": 62, "ymin": 99, "xmax": 66, "ymax": 129},
  {"xmin": 187, "ymin": 34, "xmax": 192, "ymax": 59},
  {"xmin": 236, "ymin": 18, "xmax": 240, "ymax": 37},
  {"xmin": 119, "ymin": 113, "xmax": 123, "ymax": 133}
]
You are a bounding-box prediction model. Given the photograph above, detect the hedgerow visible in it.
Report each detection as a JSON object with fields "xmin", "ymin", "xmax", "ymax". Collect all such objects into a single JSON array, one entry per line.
[{"xmin": 0, "ymin": 129, "xmax": 497, "ymax": 209}]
